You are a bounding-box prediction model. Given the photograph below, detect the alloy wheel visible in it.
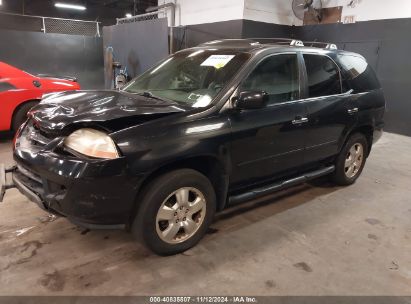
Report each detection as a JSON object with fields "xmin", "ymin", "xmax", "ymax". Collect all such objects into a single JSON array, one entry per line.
[
  {"xmin": 344, "ymin": 143, "xmax": 364, "ymax": 178},
  {"xmin": 156, "ymin": 187, "xmax": 206, "ymax": 244}
]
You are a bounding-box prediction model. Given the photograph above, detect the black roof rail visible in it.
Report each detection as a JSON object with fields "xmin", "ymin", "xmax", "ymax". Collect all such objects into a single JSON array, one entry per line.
[
  {"xmin": 248, "ymin": 38, "xmax": 304, "ymax": 46},
  {"xmin": 199, "ymin": 38, "xmax": 338, "ymax": 50},
  {"xmin": 248, "ymin": 38, "xmax": 337, "ymax": 49},
  {"xmin": 303, "ymin": 41, "xmax": 338, "ymax": 50}
]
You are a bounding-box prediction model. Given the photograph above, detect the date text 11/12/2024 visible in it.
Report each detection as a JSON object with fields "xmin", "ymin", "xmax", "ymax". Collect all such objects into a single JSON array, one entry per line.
[{"xmin": 149, "ymin": 296, "xmax": 258, "ymax": 303}]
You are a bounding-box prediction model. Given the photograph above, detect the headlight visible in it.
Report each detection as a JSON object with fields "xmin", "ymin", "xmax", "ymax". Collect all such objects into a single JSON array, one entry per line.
[{"xmin": 64, "ymin": 128, "xmax": 119, "ymax": 159}]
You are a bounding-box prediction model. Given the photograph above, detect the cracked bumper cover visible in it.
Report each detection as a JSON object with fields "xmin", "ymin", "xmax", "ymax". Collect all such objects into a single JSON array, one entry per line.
[{"xmin": 8, "ymin": 148, "xmax": 144, "ymax": 226}]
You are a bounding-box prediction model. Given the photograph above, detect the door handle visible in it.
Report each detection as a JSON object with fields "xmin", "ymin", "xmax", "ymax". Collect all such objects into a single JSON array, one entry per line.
[
  {"xmin": 292, "ymin": 117, "xmax": 309, "ymax": 125},
  {"xmin": 347, "ymin": 107, "xmax": 359, "ymax": 114}
]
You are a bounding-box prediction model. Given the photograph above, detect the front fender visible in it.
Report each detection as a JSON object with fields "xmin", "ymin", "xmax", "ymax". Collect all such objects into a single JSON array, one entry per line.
[{"xmin": 111, "ymin": 114, "xmax": 232, "ymax": 176}]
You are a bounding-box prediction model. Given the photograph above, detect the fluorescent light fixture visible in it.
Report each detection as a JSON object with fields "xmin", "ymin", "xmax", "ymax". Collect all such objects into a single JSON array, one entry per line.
[
  {"xmin": 0, "ymin": 0, "xmax": 2, "ymax": 5},
  {"xmin": 55, "ymin": 2, "xmax": 86, "ymax": 10},
  {"xmin": 125, "ymin": 13, "xmax": 132, "ymax": 18}
]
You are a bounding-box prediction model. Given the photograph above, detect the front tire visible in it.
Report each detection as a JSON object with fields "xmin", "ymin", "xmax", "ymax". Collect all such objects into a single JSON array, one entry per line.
[
  {"xmin": 333, "ymin": 133, "xmax": 368, "ymax": 185},
  {"xmin": 132, "ymin": 169, "xmax": 216, "ymax": 256}
]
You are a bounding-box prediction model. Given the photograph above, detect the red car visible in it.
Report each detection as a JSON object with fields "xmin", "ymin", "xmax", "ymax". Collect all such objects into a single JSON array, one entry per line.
[{"xmin": 0, "ymin": 62, "xmax": 80, "ymax": 132}]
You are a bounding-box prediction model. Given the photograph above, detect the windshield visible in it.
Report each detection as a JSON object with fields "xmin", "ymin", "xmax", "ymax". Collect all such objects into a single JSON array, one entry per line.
[{"xmin": 122, "ymin": 49, "xmax": 250, "ymax": 108}]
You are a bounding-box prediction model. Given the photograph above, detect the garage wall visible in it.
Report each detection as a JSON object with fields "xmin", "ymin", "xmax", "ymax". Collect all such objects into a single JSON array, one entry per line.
[
  {"xmin": 175, "ymin": 20, "xmax": 243, "ymax": 50},
  {"xmin": 0, "ymin": 29, "xmax": 104, "ymax": 89},
  {"xmin": 322, "ymin": 0, "xmax": 411, "ymax": 23},
  {"xmin": 241, "ymin": 19, "xmax": 292, "ymax": 39},
  {"xmin": 243, "ymin": 0, "xmax": 300, "ymax": 26},
  {"xmin": 158, "ymin": 0, "xmax": 244, "ymax": 26},
  {"xmin": 160, "ymin": 0, "xmax": 411, "ymax": 26},
  {"xmin": 174, "ymin": 19, "xmax": 291, "ymax": 51},
  {"xmin": 102, "ymin": 18, "xmax": 169, "ymax": 89},
  {"xmin": 239, "ymin": 0, "xmax": 411, "ymax": 26}
]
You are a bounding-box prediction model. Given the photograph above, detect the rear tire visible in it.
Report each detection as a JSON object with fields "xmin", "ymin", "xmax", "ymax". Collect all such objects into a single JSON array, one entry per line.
[
  {"xmin": 132, "ymin": 169, "xmax": 216, "ymax": 256},
  {"xmin": 333, "ymin": 133, "xmax": 368, "ymax": 185},
  {"xmin": 11, "ymin": 101, "xmax": 38, "ymax": 132}
]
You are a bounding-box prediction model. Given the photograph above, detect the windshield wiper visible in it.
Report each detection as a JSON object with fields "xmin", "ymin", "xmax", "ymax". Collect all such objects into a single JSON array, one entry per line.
[
  {"xmin": 141, "ymin": 91, "xmax": 158, "ymax": 99},
  {"xmin": 132, "ymin": 91, "xmax": 179, "ymax": 104},
  {"xmin": 127, "ymin": 90, "xmax": 160, "ymax": 99},
  {"xmin": 132, "ymin": 91, "xmax": 164, "ymax": 101}
]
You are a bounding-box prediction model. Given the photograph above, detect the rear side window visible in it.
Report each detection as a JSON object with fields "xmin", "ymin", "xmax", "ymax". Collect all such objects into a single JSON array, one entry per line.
[
  {"xmin": 337, "ymin": 54, "xmax": 380, "ymax": 93},
  {"xmin": 240, "ymin": 54, "xmax": 299, "ymax": 104},
  {"xmin": 0, "ymin": 81, "xmax": 16, "ymax": 92},
  {"xmin": 303, "ymin": 54, "xmax": 341, "ymax": 98}
]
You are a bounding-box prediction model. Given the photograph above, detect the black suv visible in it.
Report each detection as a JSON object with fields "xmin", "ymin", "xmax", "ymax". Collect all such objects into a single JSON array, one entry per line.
[{"xmin": 1, "ymin": 39, "xmax": 385, "ymax": 255}]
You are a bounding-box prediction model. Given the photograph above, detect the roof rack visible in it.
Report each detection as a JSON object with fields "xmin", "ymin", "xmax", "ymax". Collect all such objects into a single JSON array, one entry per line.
[
  {"xmin": 199, "ymin": 38, "xmax": 338, "ymax": 50},
  {"xmin": 249, "ymin": 38, "xmax": 304, "ymax": 46},
  {"xmin": 304, "ymin": 41, "xmax": 338, "ymax": 50},
  {"xmin": 249, "ymin": 38, "xmax": 338, "ymax": 50}
]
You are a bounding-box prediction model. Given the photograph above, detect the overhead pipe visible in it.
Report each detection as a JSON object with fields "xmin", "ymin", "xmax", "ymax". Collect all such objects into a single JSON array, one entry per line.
[{"xmin": 146, "ymin": 2, "xmax": 176, "ymax": 53}]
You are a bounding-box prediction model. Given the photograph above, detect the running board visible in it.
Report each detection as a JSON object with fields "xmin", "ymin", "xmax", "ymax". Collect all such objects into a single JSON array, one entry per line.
[{"xmin": 228, "ymin": 165, "xmax": 335, "ymax": 205}]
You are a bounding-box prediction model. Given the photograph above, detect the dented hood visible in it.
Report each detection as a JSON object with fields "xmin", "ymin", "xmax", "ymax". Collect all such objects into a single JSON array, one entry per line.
[{"xmin": 30, "ymin": 90, "xmax": 188, "ymax": 132}]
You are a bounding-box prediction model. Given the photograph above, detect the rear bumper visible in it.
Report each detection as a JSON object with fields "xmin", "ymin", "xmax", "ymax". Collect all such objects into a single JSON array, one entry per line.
[{"xmin": 10, "ymin": 148, "xmax": 144, "ymax": 226}]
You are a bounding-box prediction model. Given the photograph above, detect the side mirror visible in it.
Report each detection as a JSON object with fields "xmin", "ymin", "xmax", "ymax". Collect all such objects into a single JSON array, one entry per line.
[{"xmin": 234, "ymin": 91, "xmax": 268, "ymax": 110}]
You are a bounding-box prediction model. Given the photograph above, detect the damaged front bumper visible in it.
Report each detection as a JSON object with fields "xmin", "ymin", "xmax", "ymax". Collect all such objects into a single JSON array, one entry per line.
[
  {"xmin": 1, "ymin": 153, "xmax": 144, "ymax": 229},
  {"xmin": 2, "ymin": 119, "xmax": 145, "ymax": 229},
  {"xmin": 1, "ymin": 163, "xmax": 55, "ymax": 211}
]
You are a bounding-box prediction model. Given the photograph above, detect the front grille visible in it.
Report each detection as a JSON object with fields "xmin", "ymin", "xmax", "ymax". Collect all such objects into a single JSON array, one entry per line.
[
  {"xmin": 17, "ymin": 119, "xmax": 80, "ymax": 160},
  {"xmin": 14, "ymin": 167, "xmax": 44, "ymax": 197},
  {"xmin": 17, "ymin": 119, "xmax": 54, "ymax": 151},
  {"xmin": 15, "ymin": 162, "xmax": 67, "ymax": 207},
  {"xmin": 17, "ymin": 164, "xmax": 42, "ymax": 184}
]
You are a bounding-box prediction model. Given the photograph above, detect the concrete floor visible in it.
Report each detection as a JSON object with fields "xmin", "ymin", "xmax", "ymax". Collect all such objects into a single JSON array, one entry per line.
[{"xmin": 0, "ymin": 132, "xmax": 410, "ymax": 296}]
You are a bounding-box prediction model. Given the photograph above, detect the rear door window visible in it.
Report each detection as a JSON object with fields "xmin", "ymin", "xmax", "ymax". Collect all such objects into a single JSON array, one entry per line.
[{"xmin": 303, "ymin": 54, "xmax": 341, "ymax": 98}]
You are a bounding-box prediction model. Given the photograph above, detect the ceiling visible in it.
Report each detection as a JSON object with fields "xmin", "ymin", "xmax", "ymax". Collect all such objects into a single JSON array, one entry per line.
[{"xmin": 0, "ymin": 0, "xmax": 159, "ymax": 25}]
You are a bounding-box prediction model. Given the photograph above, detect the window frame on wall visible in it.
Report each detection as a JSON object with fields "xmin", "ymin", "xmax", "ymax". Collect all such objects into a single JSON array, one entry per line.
[{"xmin": 301, "ymin": 52, "xmax": 343, "ymax": 99}]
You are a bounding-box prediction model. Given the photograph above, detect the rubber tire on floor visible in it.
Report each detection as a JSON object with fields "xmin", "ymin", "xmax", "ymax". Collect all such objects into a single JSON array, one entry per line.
[
  {"xmin": 131, "ymin": 169, "xmax": 216, "ymax": 256},
  {"xmin": 11, "ymin": 101, "xmax": 38, "ymax": 132},
  {"xmin": 333, "ymin": 133, "xmax": 368, "ymax": 186}
]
